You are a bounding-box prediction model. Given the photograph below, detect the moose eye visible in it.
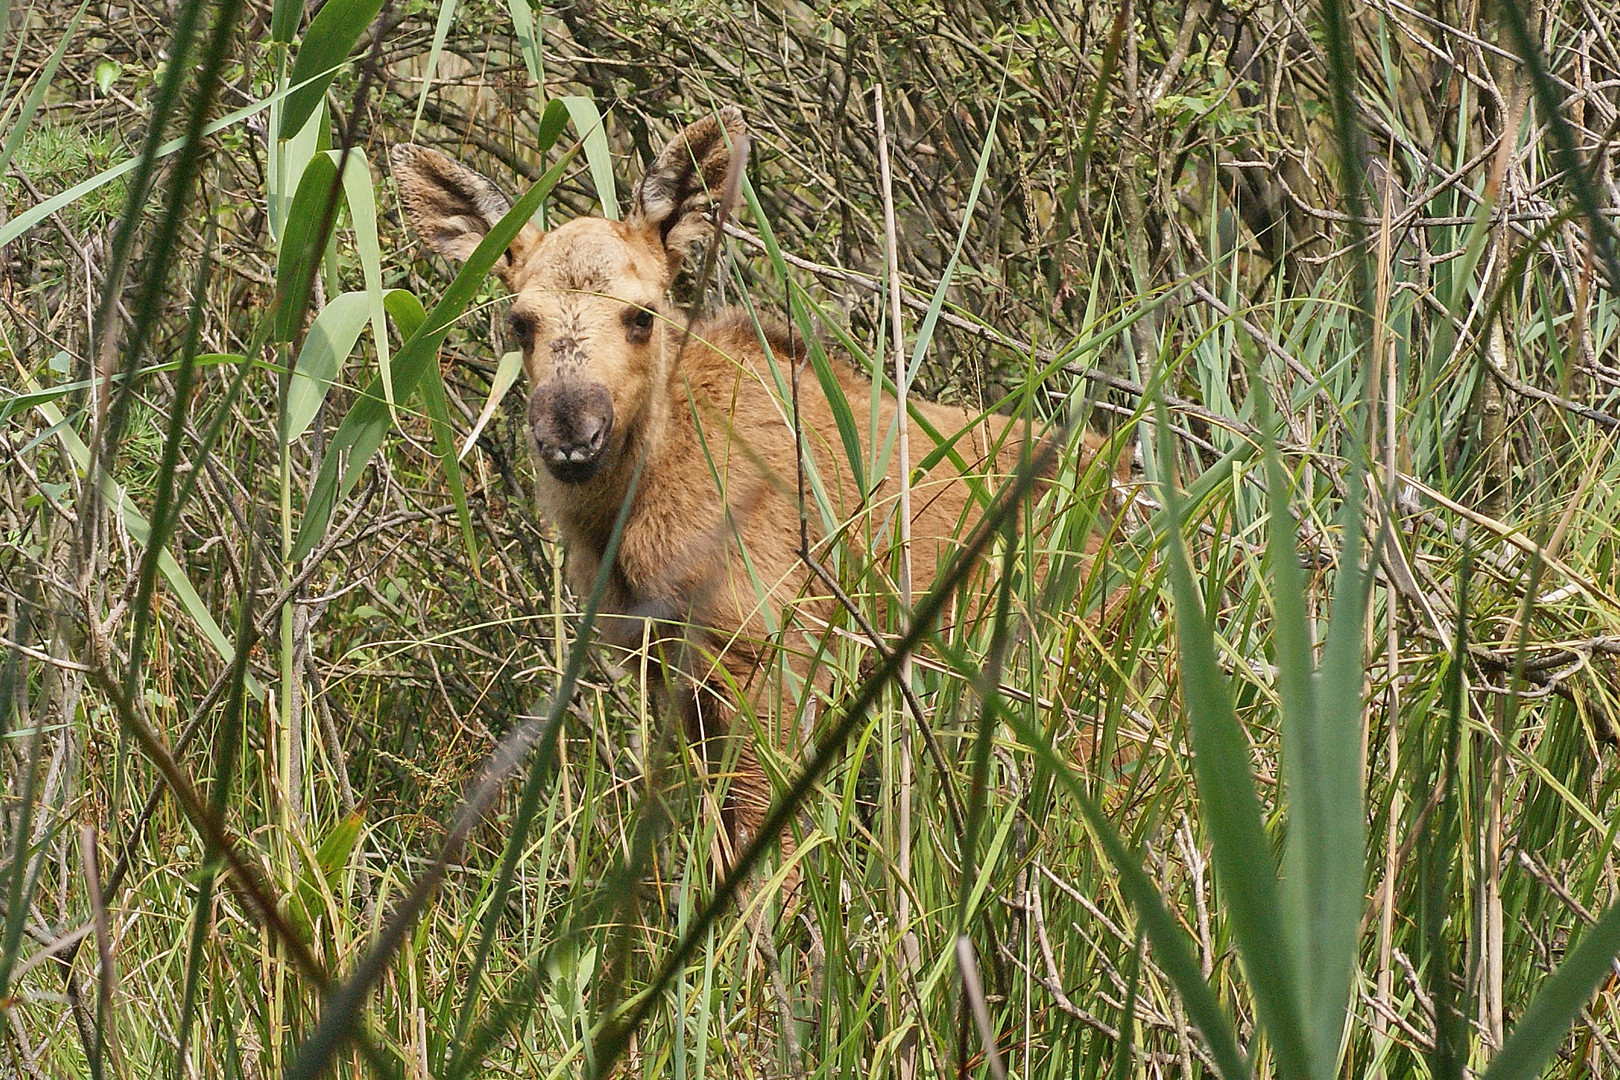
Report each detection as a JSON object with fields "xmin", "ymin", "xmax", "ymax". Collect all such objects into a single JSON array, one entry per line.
[
  {"xmin": 507, "ymin": 313, "xmax": 534, "ymax": 347},
  {"xmin": 625, "ymin": 306, "xmax": 656, "ymax": 343}
]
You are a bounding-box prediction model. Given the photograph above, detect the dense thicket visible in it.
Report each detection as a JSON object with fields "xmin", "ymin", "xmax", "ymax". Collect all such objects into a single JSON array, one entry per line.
[{"xmin": 3, "ymin": 1, "xmax": 1619, "ymax": 1076}]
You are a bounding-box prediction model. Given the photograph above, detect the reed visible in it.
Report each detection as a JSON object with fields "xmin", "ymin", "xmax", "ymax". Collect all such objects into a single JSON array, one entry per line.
[{"xmin": 1, "ymin": 1, "xmax": 1617, "ymax": 1076}]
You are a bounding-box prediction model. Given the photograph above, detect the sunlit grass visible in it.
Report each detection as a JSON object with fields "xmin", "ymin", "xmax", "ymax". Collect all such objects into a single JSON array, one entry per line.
[{"xmin": 2, "ymin": 0, "xmax": 1619, "ymax": 1077}]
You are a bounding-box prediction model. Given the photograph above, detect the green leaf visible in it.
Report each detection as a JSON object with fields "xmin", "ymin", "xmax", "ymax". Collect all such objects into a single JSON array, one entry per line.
[
  {"xmin": 270, "ymin": 0, "xmax": 300, "ymax": 44},
  {"xmin": 562, "ymin": 95, "xmax": 617, "ymax": 220},
  {"xmin": 92, "ymin": 58, "xmax": 120, "ymax": 95},
  {"xmin": 268, "ymin": 100, "xmax": 327, "ymax": 244},
  {"xmin": 283, "ymin": 289, "xmax": 412, "ymax": 444},
  {"xmin": 417, "ymin": 349, "xmax": 478, "ymax": 560},
  {"xmin": 385, "ymin": 286, "xmax": 426, "ymax": 340},
  {"xmin": 314, "ymin": 809, "xmax": 365, "ymax": 883},
  {"xmin": 290, "ymin": 810, "xmax": 365, "ymax": 945},
  {"xmin": 297, "ymin": 291, "xmax": 427, "ymax": 557},
  {"xmin": 330, "ymin": 149, "xmax": 390, "ymax": 409},
  {"xmin": 803, "ymin": 328, "xmax": 865, "ymax": 498},
  {"xmin": 279, "ymin": 0, "xmax": 386, "ymax": 141},
  {"xmin": 273, "ymin": 152, "xmax": 340, "ymax": 343}
]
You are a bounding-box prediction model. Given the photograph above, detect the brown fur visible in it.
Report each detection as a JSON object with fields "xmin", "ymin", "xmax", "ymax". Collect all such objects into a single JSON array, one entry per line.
[{"xmin": 392, "ymin": 108, "xmax": 1122, "ymax": 879}]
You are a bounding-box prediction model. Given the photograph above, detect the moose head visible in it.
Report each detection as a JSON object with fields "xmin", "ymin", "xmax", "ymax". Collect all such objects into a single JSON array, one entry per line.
[{"xmin": 391, "ymin": 108, "xmax": 745, "ymax": 485}]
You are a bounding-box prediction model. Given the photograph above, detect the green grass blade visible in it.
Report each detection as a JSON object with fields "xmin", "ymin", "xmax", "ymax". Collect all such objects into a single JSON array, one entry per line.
[
  {"xmin": 505, "ymin": 0, "xmax": 541, "ymax": 88},
  {"xmin": 800, "ymin": 325, "xmax": 866, "ymax": 499},
  {"xmin": 0, "ymin": 0, "xmax": 89, "ymax": 179},
  {"xmin": 416, "ymin": 349, "xmax": 478, "ymax": 559},
  {"xmin": 269, "ymin": 99, "xmax": 327, "ymax": 245},
  {"xmin": 1481, "ymin": 901, "xmax": 1620, "ymax": 1080},
  {"xmin": 1063, "ymin": 3, "xmax": 1126, "ymax": 222},
  {"xmin": 384, "ymin": 284, "xmax": 427, "ymax": 340},
  {"xmin": 903, "ymin": 97, "xmax": 999, "ymax": 386},
  {"xmin": 959, "ymin": 514, "xmax": 1020, "ymax": 927},
  {"xmin": 291, "ymin": 101, "xmax": 575, "ymax": 560},
  {"xmin": 180, "ymin": 488, "xmax": 263, "ymax": 1067},
  {"xmin": 562, "ymin": 96, "xmax": 618, "ymax": 219},
  {"xmin": 1317, "ymin": 0, "xmax": 1372, "ymax": 342},
  {"xmin": 1424, "ymin": 558, "xmax": 1471, "ymax": 1080},
  {"xmin": 273, "ymin": 151, "xmax": 340, "ymax": 343},
  {"xmin": 459, "ymin": 349, "xmax": 524, "ymax": 459},
  {"xmin": 280, "ymin": 0, "xmax": 386, "ymax": 140},
  {"xmin": 83, "ymin": 0, "xmax": 204, "ymax": 353},
  {"xmin": 1262, "ymin": 411, "xmax": 1319, "ymax": 977},
  {"xmin": 411, "ymin": 0, "xmax": 459, "ymax": 135},
  {"xmin": 1156, "ymin": 400, "xmax": 1311, "ymax": 1080},
  {"xmin": 291, "ymin": 288, "xmax": 424, "ymax": 560},
  {"xmin": 734, "ymin": 173, "xmax": 842, "ymax": 528},
  {"xmin": 94, "ymin": 0, "xmax": 244, "ymax": 485},
  {"xmin": 1256, "ymin": 384, "xmax": 1368, "ymax": 1078},
  {"xmin": 1301, "ymin": 484, "xmax": 1369, "ymax": 1074}
]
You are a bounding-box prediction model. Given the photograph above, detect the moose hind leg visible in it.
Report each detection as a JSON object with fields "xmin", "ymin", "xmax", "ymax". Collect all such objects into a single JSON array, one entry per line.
[
  {"xmin": 681, "ymin": 675, "xmax": 802, "ymax": 903},
  {"xmin": 720, "ymin": 740, "xmax": 802, "ymax": 905}
]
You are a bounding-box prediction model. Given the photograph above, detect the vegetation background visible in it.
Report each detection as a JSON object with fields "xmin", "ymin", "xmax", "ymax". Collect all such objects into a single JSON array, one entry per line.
[{"xmin": 2, "ymin": 0, "xmax": 1619, "ymax": 1077}]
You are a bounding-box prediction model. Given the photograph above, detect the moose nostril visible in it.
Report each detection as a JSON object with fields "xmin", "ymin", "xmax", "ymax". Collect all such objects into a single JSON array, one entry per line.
[{"xmin": 576, "ymin": 413, "xmax": 606, "ymax": 450}]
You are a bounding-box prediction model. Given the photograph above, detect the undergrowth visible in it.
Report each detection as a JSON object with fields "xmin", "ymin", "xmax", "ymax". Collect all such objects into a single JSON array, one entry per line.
[{"xmin": 2, "ymin": 1, "xmax": 1619, "ymax": 1077}]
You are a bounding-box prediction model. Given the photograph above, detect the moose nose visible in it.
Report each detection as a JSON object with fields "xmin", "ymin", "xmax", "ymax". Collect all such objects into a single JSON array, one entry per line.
[
  {"xmin": 572, "ymin": 412, "xmax": 608, "ymax": 454},
  {"xmin": 529, "ymin": 379, "xmax": 615, "ymax": 483}
]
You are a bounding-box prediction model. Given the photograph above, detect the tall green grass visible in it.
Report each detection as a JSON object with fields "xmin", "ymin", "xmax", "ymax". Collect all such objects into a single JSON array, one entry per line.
[{"xmin": 1, "ymin": 1, "xmax": 1618, "ymax": 1078}]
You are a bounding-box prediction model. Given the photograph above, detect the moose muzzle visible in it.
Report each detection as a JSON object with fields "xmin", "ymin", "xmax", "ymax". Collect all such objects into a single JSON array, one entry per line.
[{"xmin": 529, "ymin": 379, "xmax": 614, "ymax": 483}]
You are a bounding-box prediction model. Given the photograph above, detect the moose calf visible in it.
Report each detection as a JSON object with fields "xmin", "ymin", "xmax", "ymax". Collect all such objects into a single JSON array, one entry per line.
[{"xmin": 392, "ymin": 107, "xmax": 1118, "ymax": 887}]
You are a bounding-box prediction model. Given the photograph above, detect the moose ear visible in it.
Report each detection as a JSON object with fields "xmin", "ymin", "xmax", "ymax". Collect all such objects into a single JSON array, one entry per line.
[
  {"xmin": 629, "ymin": 106, "xmax": 745, "ymax": 262},
  {"xmin": 391, "ymin": 143, "xmax": 543, "ymax": 287}
]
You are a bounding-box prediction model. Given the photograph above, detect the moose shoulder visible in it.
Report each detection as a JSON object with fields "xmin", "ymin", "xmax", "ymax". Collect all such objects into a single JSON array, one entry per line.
[{"xmin": 391, "ymin": 107, "xmax": 1121, "ymax": 874}]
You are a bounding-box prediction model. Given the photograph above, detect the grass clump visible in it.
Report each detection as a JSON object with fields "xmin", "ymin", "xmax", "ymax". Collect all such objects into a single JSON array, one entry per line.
[{"xmin": 2, "ymin": 2, "xmax": 1619, "ymax": 1078}]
